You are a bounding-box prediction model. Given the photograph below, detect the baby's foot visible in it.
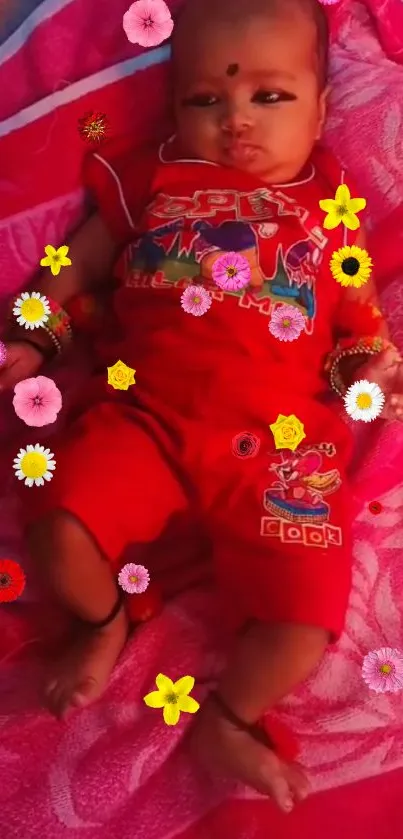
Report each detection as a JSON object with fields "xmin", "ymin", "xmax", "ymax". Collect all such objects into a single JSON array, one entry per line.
[
  {"xmin": 44, "ymin": 608, "xmax": 128, "ymax": 720},
  {"xmin": 191, "ymin": 701, "xmax": 310, "ymax": 812}
]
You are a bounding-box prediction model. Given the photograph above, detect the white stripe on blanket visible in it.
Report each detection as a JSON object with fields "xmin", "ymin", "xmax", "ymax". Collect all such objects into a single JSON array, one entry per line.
[{"xmin": 0, "ymin": 45, "xmax": 170, "ymax": 139}]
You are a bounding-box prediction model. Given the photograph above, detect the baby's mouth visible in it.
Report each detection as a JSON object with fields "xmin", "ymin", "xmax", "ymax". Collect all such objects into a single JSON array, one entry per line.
[{"xmin": 223, "ymin": 142, "xmax": 261, "ymax": 165}]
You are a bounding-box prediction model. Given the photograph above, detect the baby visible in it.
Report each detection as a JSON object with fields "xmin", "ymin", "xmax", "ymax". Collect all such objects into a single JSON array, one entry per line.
[{"xmin": 2, "ymin": 0, "xmax": 403, "ymax": 813}]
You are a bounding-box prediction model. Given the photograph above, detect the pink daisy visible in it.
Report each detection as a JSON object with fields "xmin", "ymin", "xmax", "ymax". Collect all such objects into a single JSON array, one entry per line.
[
  {"xmin": 0, "ymin": 340, "xmax": 6, "ymax": 366},
  {"xmin": 268, "ymin": 304, "xmax": 305, "ymax": 342},
  {"xmin": 118, "ymin": 563, "xmax": 150, "ymax": 594},
  {"xmin": 212, "ymin": 252, "xmax": 251, "ymax": 291},
  {"xmin": 361, "ymin": 647, "xmax": 403, "ymax": 693},
  {"xmin": 12, "ymin": 376, "xmax": 62, "ymax": 427},
  {"xmin": 180, "ymin": 285, "xmax": 212, "ymax": 317},
  {"xmin": 123, "ymin": 0, "xmax": 173, "ymax": 48}
]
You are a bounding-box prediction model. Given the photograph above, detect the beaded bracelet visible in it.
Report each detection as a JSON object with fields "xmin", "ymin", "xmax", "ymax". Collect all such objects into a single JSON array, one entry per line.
[
  {"xmin": 325, "ymin": 335, "xmax": 394, "ymax": 398},
  {"xmin": 8, "ymin": 294, "xmax": 72, "ymax": 355}
]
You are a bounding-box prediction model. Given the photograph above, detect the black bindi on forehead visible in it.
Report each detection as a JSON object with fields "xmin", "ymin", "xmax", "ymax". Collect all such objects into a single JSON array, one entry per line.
[{"xmin": 226, "ymin": 63, "xmax": 239, "ymax": 77}]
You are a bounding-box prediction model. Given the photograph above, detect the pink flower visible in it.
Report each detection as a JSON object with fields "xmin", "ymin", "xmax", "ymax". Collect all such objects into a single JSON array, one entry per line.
[
  {"xmin": 123, "ymin": 0, "xmax": 173, "ymax": 48},
  {"xmin": 212, "ymin": 252, "xmax": 251, "ymax": 291},
  {"xmin": 268, "ymin": 304, "xmax": 305, "ymax": 342},
  {"xmin": 12, "ymin": 376, "xmax": 62, "ymax": 427},
  {"xmin": 118, "ymin": 563, "xmax": 150, "ymax": 594},
  {"xmin": 0, "ymin": 340, "xmax": 6, "ymax": 366},
  {"xmin": 361, "ymin": 647, "xmax": 403, "ymax": 693},
  {"xmin": 180, "ymin": 285, "xmax": 212, "ymax": 317}
]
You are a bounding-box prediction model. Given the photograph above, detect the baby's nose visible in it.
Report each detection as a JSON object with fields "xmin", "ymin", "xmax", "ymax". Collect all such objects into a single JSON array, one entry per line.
[{"xmin": 220, "ymin": 105, "xmax": 253, "ymax": 135}]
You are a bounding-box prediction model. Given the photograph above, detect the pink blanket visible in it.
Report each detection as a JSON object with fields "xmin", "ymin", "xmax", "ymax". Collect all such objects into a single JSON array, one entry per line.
[{"xmin": 1, "ymin": 1, "xmax": 403, "ymax": 838}]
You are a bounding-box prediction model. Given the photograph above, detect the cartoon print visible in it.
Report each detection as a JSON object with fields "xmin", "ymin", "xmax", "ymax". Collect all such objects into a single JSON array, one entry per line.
[
  {"xmin": 126, "ymin": 187, "xmax": 328, "ymax": 329},
  {"xmin": 192, "ymin": 220, "xmax": 265, "ymax": 287},
  {"xmin": 263, "ymin": 443, "xmax": 341, "ymax": 524}
]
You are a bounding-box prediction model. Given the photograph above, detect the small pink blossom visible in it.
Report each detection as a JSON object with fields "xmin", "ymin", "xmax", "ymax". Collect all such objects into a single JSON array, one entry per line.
[
  {"xmin": 212, "ymin": 251, "xmax": 251, "ymax": 291},
  {"xmin": 0, "ymin": 340, "xmax": 6, "ymax": 366},
  {"xmin": 362, "ymin": 647, "xmax": 403, "ymax": 693},
  {"xmin": 118, "ymin": 563, "xmax": 150, "ymax": 594},
  {"xmin": 123, "ymin": 0, "xmax": 173, "ymax": 48},
  {"xmin": 268, "ymin": 304, "xmax": 305, "ymax": 342},
  {"xmin": 180, "ymin": 285, "xmax": 212, "ymax": 317},
  {"xmin": 12, "ymin": 376, "xmax": 62, "ymax": 427}
]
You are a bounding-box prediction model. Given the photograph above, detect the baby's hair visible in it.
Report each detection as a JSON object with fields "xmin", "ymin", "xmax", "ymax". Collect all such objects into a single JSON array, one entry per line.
[{"xmin": 172, "ymin": 0, "xmax": 329, "ymax": 89}]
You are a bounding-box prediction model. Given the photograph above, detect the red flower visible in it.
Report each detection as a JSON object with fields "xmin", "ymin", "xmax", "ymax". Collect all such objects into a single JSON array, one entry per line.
[
  {"xmin": 77, "ymin": 111, "xmax": 110, "ymax": 144},
  {"xmin": 0, "ymin": 559, "xmax": 26, "ymax": 603},
  {"xmin": 369, "ymin": 501, "xmax": 382, "ymax": 515}
]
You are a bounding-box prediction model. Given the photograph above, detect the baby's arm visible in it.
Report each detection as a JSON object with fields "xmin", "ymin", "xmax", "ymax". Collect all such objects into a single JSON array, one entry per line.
[{"xmin": 0, "ymin": 213, "xmax": 120, "ymax": 389}]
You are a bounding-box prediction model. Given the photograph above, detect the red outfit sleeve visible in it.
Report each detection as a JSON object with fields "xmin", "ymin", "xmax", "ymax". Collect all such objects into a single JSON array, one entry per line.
[{"xmin": 82, "ymin": 137, "xmax": 158, "ymax": 246}]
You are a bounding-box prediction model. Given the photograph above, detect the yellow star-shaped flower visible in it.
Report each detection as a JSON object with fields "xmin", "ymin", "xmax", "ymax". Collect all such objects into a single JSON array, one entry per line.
[
  {"xmin": 40, "ymin": 245, "xmax": 72, "ymax": 276},
  {"xmin": 143, "ymin": 673, "xmax": 200, "ymax": 726},
  {"xmin": 319, "ymin": 184, "xmax": 366, "ymax": 231},
  {"xmin": 107, "ymin": 360, "xmax": 136, "ymax": 390},
  {"xmin": 270, "ymin": 413, "xmax": 306, "ymax": 452}
]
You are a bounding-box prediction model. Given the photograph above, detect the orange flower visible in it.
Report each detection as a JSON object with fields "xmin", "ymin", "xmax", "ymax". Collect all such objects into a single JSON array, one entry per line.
[{"xmin": 0, "ymin": 559, "xmax": 26, "ymax": 603}]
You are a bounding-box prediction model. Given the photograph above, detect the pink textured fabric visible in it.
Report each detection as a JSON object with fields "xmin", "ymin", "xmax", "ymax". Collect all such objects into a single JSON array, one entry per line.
[{"xmin": 1, "ymin": 1, "xmax": 403, "ymax": 838}]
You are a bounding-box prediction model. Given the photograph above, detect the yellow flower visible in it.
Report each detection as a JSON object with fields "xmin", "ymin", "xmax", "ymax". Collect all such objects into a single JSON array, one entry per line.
[
  {"xmin": 40, "ymin": 245, "xmax": 72, "ymax": 276},
  {"xmin": 144, "ymin": 673, "xmax": 200, "ymax": 726},
  {"xmin": 319, "ymin": 184, "xmax": 366, "ymax": 231},
  {"xmin": 107, "ymin": 360, "xmax": 136, "ymax": 390},
  {"xmin": 330, "ymin": 245, "xmax": 373, "ymax": 288},
  {"xmin": 270, "ymin": 414, "xmax": 306, "ymax": 452}
]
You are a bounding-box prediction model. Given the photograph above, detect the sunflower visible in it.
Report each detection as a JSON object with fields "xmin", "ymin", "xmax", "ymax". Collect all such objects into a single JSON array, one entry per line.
[
  {"xmin": 330, "ymin": 245, "xmax": 373, "ymax": 288},
  {"xmin": 0, "ymin": 559, "xmax": 26, "ymax": 603}
]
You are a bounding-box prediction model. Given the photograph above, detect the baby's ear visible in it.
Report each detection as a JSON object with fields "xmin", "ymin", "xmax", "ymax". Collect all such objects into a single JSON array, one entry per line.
[{"xmin": 316, "ymin": 85, "xmax": 330, "ymax": 139}]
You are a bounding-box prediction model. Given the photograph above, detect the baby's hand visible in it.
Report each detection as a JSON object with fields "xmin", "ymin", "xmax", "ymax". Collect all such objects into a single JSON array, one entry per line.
[
  {"xmin": 359, "ymin": 345, "xmax": 403, "ymax": 421},
  {"xmin": 189, "ymin": 699, "xmax": 309, "ymax": 813},
  {"xmin": 0, "ymin": 341, "xmax": 44, "ymax": 391}
]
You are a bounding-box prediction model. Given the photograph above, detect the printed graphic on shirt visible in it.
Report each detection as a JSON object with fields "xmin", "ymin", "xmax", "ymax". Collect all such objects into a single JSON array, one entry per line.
[
  {"xmin": 123, "ymin": 187, "xmax": 329, "ymax": 334},
  {"xmin": 260, "ymin": 442, "xmax": 343, "ymax": 547}
]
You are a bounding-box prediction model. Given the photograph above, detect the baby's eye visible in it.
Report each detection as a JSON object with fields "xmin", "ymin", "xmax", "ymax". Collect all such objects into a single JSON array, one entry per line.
[
  {"xmin": 253, "ymin": 90, "xmax": 296, "ymax": 104},
  {"xmin": 181, "ymin": 94, "xmax": 218, "ymax": 107}
]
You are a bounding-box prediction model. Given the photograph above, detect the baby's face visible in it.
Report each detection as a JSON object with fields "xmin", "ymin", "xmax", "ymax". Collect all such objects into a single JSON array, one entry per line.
[{"xmin": 174, "ymin": 11, "xmax": 327, "ymax": 184}]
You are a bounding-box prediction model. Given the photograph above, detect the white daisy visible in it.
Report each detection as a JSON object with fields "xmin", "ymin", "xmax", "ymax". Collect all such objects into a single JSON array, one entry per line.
[
  {"xmin": 13, "ymin": 444, "xmax": 56, "ymax": 487},
  {"xmin": 344, "ymin": 379, "xmax": 385, "ymax": 423},
  {"xmin": 13, "ymin": 291, "xmax": 50, "ymax": 330}
]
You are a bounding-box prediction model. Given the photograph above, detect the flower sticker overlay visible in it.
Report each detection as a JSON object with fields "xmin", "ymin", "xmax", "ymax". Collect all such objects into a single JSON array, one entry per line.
[
  {"xmin": 368, "ymin": 500, "xmax": 382, "ymax": 515},
  {"xmin": 78, "ymin": 111, "xmax": 110, "ymax": 144},
  {"xmin": 269, "ymin": 304, "xmax": 305, "ymax": 342},
  {"xmin": 144, "ymin": 673, "xmax": 200, "ymax": 726},
  {"xmin": 118, "ymin": 563, "xmax": 150, "ymax": 594},
  {"xmin": 362, "ymin": 647, "xmax": 403, "ymax": 693},
  {"xmin": 180, "ymin": 285, "xmax": 212, "ymax": 317},
  {"xmin": 107, "ymin": 360, "xmax": 136, "ymax": 391},
  {"xmin": 330, "ymin": 245, "xmax": 373, "ymax": 288},
  {"xmin": 13, "ymin": 376, "xmax": 62, "ymax": 427},
  {"xmin": 344, "ymin": 380, "xmax": 385, "ymax": 422},
  {"xmin": 212, "ymin": 251, "xmax": 251, "ymax": 291},
  {"xmin": 0, "ymin": 559, "xmax": 26, "ymax": 603},
  {"xmin": 13, "ymin": 292, "xmax": 50, "ymax": 330},
  {"xmin": 123, "ymin": 0, "xmax": 173, "ymax": 48},
  {"xmin": 13, "ymin": 445, "xmax": 56, "ymax": 487},
  {"xmin": 319, "ymin": 184, "xmax": 366, "ymax": 231},
  {"xmin": 40, "ymin": 245, "xmax": 72, "ymax": 277},
  {"xmin": 0, "ymin": 340, "xmax": 7, "ymax": 366},
  {"xmin": 231, "ymin": 432, "xmax": 261, "ymax": 458},
  {"xmin": 270, "ymin": 414, "xmax": 306, "ymax": 452}
]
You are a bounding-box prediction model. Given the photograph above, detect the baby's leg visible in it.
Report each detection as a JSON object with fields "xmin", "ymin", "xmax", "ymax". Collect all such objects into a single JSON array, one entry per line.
[
  {"xmin": 22, "ymin": 403, "xmax": 188, "ymax": 718},
  {"xmin": 29, "ymin": 511, "xmax": 128, "ymax": 718},
  {"xmin": 192, "ymin": 621, "xmax": 326, "ymax": 811}
]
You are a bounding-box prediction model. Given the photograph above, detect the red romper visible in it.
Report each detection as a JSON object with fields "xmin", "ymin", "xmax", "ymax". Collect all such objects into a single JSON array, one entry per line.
[{"xmin": 26, "ymin": 138, "xmax": 361, "ymax": 637}]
